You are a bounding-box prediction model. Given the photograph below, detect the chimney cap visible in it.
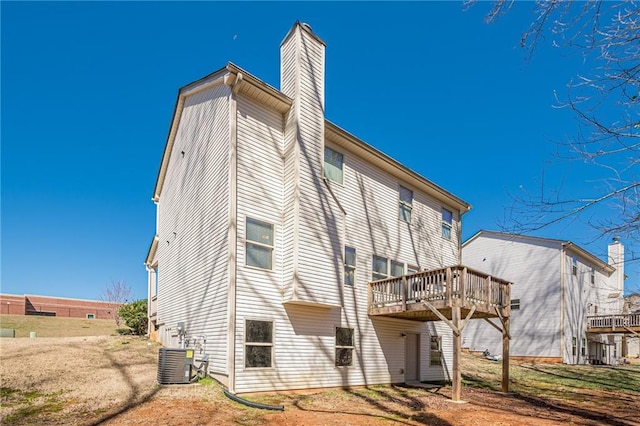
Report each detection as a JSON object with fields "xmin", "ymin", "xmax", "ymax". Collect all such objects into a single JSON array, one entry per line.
[
  {"xmin": 613, "ymin": 236, "xmax": 621, "ymax": 243},
  {"xmin": 300, "ymin": 22, "xmax": 313, "ymax": 32}
]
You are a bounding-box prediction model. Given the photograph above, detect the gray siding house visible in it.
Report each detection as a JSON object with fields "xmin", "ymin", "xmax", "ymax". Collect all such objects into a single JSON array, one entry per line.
[
  {"xmin": 462, "ymin": 231, "xmax": 625, "ymax": 365},
  {"xmin": 145, "ymin": 22, "xmax": 481, "ymax": 394}
]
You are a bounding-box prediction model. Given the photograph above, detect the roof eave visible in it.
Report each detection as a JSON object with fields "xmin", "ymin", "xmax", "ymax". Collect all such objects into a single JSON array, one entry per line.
[{"xmin": 325, "ymin": 121, "xmax": 471, "ymax": 214}]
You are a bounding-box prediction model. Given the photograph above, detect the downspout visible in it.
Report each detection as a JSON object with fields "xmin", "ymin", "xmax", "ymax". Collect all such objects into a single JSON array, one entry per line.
[{"xmin": 226, "ymin": 72, "xmax": 242, "ymax": 393}]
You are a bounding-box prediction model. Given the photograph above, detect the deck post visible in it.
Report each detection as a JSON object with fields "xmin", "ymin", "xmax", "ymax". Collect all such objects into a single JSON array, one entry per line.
[
  {"xmin": 402, "ymin": 276, "xmax": 407, "ymax": 311},
  {"xmin": 446, "ymin": 267, "xmax": 452, "ymax": 306},
  {"xmin": 502, "ymin": 315, "xmax": 510, "ymax": 393},
  {"xmin": 367, "ymin": 283, "xmax": 373, "ymax": 315},
  {"xmin": 452, "ymin": 304, "xmax": 462, "ymax": 401}
]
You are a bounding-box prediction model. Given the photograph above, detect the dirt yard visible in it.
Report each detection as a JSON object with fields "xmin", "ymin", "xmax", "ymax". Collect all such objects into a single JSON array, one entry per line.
[{"xmin": 1, "ymin": 336, "xmax": 639, "ymax": 425}]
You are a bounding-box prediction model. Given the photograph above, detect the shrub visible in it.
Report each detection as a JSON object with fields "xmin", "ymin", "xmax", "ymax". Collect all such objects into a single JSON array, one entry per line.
[{"xmin": 118, "ymin": 299, "xmax": 147, "ymax": 335}]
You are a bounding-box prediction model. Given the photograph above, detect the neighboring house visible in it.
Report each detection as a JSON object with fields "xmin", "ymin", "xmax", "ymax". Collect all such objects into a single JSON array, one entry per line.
[
  {"xmin": 145, "ymin": 22, "xmax": 507, "ymax": 395},
  {"xmin": 624, "ymin": 293, "xmax": 640, "ymax": 358},
  {"xmin": 462, "ymin": 231, "xmax": 626, "ymax": 365},
  {"xmin": 0, "ymin": 293, "xmax": 114, "ymax": 319}
]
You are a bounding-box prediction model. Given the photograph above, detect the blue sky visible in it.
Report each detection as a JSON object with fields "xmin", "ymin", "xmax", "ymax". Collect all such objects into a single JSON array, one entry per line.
[{"xmin": 2, "ymin": 1, "xmax": 636, "ymax": 300}]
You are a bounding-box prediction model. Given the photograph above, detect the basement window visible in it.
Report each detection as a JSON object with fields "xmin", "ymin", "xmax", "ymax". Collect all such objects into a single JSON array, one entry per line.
[
  {"xmin": 335, "ymin": 327, "xmax": 354, "ymax": 367},
  {"xmin": 324, "ymin": 147, "xmax": 344, "ymax": 184},
  {"xmin": 399, "ymin": 186, "xmax": 413, "ymax": 223},
  {"xmin": 430, "ymin": 335, "xmax": 442, "ymax": 366},
  {"xmin": 246, "ymin": 218, "xmax": 274, "ymax": 270},
  {"xmin": 245, "ymin": 320, "xmax": 273, "ymax": 368},
  {"xmin": 86, "ymin": 314, "xmax": 95, "ymax": 319}
]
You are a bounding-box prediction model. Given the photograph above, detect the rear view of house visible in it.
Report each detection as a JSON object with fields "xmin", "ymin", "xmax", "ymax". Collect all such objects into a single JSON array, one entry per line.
[{"xmin": 145, "ymin": 23, "xmax": 508, "ymax": 395}]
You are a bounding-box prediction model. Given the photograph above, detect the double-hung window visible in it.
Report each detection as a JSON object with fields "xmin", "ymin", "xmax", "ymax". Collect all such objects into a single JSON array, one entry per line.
[
  {"xmin": 335, "ymin": 327, "xmax": 354, "ymax": 367},
  {"xmin": 245, "ymin": 320, "xmax": 274, "ymax": 368},
  {"xmin": 390, "ymin": 260, "xmax": 405, "ymax": 277},
  {"xmin": 244, "ymin": 320, "xmax": 273, "ymax": 368},
  {"xmin": 441, "ymin": 208, "xmax": 453, "ymax": 240},
  {"xmin": 324, "ymin": 147, "xmax": 344, "ymax": 184},
  {"xmin": 430, "ymin": 335, "xmax": 442, "ymax": 366},
  {"xmin": 372, "ymin": 255, "xmax": 388, "ymax": 281},
  {"xmin": 590, "ymin": 267, "xmax": 595, "ymax": 285},
  {"xmin": 344, "ymin": 246, "xmax": 356, "ymax": 286},
  {"xmin": 246, "ymin": 218, "xmax": 274, "ymax": 270},
  {"xmin": 399, "ymin": 186, "xmax": 413, "ymax": 223},
  {"xmin": 572, "ymin": 257, "xmax": 578, "ymax": 276}
]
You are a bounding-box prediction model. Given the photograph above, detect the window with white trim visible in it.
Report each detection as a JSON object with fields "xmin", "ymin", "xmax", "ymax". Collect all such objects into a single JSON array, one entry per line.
[
  {"xmin": 324, "ymin": 147, "xmax": 344, "ymax": 184},
  {"xmin": 246, "ymin": 218, "xmax": 274, "ymax": 270},
  {"xmin": 245, "ymin": 320, "xmax": 273, "ymax": 368},
  {"xmin": 390, "ymin": 260, "xmax": 405, "ymax": 277},
  {"xmin": 372, "ymin": 257, "xmax": 417, "ymax": 281},
  {"xmin": 590, "ymin": 267, "xmax": 595, "ymax": 285},
  {"xmin": 442, "ymin": 208, "xmax": 453, "ymax": 240},
  {"xmin": 344, "ymin": 246, "xmax": 356, "ymax": 286},
  {"xmin": 572, "ymin": 336, "xmax": 577, "ymax": 356},
  {"xmin": 86, "ymin": 314, "xmax": 95, "ymax": 319},
  {"xmin": 581, "ymin": 338, "xmax": 586, "ymax": 357},
  {"xmin": 399, "ymin": 186, "xmax": 413, "ymax": 223},
  {"xmin": 572, "ymin": 257, "xmax": 578, "ymax": 276},
  {"xmin": 335, "ymin": 327, "xmax": 354, "ymax": 367},
  {"xmin": 430, "ymin": 335, "xmax": 442, "ymax": 366},
  {"xmin": 372, "ymin": 255, "xmax": 388, "ymax": 281}
]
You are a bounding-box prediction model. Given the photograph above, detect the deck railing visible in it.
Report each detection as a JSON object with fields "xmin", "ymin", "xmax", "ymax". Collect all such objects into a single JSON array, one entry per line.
[
  {"xmin": 369, "ymin": 265, "xmax": 511, "ymax": 312},
  {"xmin": 587, "ymin": 313, "xmax": 640, "ymax": 330}
]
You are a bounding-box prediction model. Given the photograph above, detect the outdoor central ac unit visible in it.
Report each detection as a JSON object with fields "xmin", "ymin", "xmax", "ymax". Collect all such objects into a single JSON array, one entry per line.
[{"xmin": 157, "ymin": 348, "xmax": 194, "ymax": 385}]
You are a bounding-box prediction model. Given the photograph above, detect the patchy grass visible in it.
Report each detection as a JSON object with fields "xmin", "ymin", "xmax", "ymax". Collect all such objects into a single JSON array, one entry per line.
[
  {"xmin": 1, "ymin": 387, "xmax": 66, "ymax": 425},
  {"xmin": 462, "ymin": 351, "xmax": 640, "ymax": 411},
  {"xmin": 0, "ymin": 314, "xmax": 117, "ymax": 337}
]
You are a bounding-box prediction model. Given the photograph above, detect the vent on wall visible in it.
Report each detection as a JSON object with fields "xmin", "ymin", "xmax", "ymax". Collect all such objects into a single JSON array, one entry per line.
[{"xmin": 157, "ymin": 348, "xmax": 194, "ymax": 384}]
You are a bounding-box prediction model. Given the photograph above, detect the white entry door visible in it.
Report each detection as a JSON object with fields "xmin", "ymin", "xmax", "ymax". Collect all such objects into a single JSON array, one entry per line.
[{"xmin": 405, "ymin": 333, "xmax": 419, "ymax": 381}]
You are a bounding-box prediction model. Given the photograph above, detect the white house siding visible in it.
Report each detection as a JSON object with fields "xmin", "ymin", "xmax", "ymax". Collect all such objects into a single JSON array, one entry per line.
[
  {"xmin": 462, "ymin": 234, "xmax": 562, "ymax": 359},
  {"xmin": 155, "ymin": 82, "xmax": 231, "ymax": 376},
  {"xmin": 280, "ymin": 31, "xmax": 298, "ymax": 303},
  {"xmin": 233, "ymin": 94, "xmax": 287, "ymax": 392},
  {"xmin": 327, "ymin": 141, "xmax": 456, "ymax": 385},
  {"xmin": 232, "ymin": 114, "xmax": 455, "ymax": 392},
  {"xmin": 564, "ymin": 250, "xmax": 622, "ymax": 364}
]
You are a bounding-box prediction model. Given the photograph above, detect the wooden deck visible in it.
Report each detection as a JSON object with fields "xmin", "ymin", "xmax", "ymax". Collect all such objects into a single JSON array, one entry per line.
[
  {"xmin": 368, "ymin": 265, "xmax": 511, "ymax": 322},
  {"xmin": 368, "ymin": 265, "xmax": 512, "ymax": 401},
  {"xmin": 587, "ymin": 313, "xmax": 640, "ymax": 335}
]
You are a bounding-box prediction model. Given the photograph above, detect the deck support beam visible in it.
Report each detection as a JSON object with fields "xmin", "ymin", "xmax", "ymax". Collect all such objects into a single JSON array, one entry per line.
[
  {"xmin": 483, "ymin": 311, "xmax": 510, "ymax": 394},
  {"xmin": 452, "ymin": 305, "xmax": 462, "ymax": 401},
  {"xmin": 502, "ymin": 315, "xmax": 510, "ymax": 394}
]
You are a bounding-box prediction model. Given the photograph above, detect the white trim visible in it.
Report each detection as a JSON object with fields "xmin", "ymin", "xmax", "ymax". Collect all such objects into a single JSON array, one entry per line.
[{"xmin": 227, "ymin": 86, "xmax": 239, "ymax": 393}]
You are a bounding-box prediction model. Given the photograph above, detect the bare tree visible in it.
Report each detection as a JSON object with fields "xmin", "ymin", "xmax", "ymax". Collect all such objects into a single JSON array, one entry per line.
[
  {"xmin": 468, "ymin": 1, "xmax": 640, "ymax": 245},
  {"xmin": 99, "ymin": 280, "xmax": 132, "ymax": 327}
]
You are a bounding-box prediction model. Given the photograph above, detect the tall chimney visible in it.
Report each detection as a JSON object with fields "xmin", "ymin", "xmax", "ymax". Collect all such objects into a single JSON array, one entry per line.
[
  {"xmin": 608, "ymin": 237, "xmax": 625, "ymax": 306},
  {"xmin": 280, "ymin": 23, "xmax": 339, "ymax": 306}
]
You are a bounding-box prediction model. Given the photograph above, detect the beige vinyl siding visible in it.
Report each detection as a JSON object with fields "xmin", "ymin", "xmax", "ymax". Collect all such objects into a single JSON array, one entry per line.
[
  {"xmin": 280, "ymin": 33, "xmax": 298, "ymax": 302},
  {"xmin": 155, "ymin": 82, "xmax": 231, "ymax": 375},
  {"xmin": 462, "ymin": 235, "xmax": 562, "ymax": 359},
  {"xmin": 234, "ymin": 94, "xmax": 286, "ymax": 392}
]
